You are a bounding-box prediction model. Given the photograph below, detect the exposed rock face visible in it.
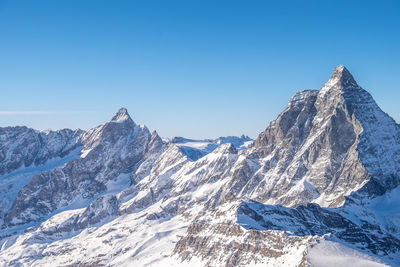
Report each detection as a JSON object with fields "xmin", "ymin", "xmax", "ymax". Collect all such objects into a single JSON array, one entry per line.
[
  {"xmin": 74, "ymin": 195, "xmax": 119, "ymax": 229},
  {"xmin": 4, "ymin": 108, "xmax": 158, "ymax": 226},
  {"xmin": 174, "ymin": 201, "xmax": 314, "ymax": 266},
  {"xmin": 0, "ymin": 127, "xmax": 82, "ymax": 175},
  {"xmin": 238, "ymin": 201, "xmax": 400, "ymax": 256},
  {"xmin": 172, "ymin": 66, "xmax": 400, "ymax": 266},
  {"xmin": 0, "ymin": 66, "xmax": 399, "ymax": 266},
  {"xmin": 228, "ymin": 65, "xmax": 400, "ymax": 208}
]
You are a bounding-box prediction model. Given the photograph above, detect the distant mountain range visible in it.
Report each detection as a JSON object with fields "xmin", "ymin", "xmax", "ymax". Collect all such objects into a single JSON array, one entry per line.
[
  {"xmin": 0, "ymin": 66, "xmax": 399, "ymax": 266},
  {"xmin": 171, "ymin": 135, "xmax": 253, "ymax": 161}
]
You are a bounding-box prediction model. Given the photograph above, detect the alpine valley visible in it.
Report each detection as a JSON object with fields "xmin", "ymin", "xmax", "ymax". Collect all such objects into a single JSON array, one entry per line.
[{"xmin": 0, "ymin": 66, "xmax": 399, "ymax": 266}]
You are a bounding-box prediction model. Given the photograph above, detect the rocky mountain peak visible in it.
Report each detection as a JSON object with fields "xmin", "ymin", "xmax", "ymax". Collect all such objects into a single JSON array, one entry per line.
[
  {"xmin": 331, "ymin": 65, "xmax": 359, "ymax": 87},
  {"xmin": 1, "ymin": 67, "xmax": 399, "ymax": 266},
  {"xmin": 251, "ymin": 65, "xmax": 400, "ymax": 208},
  {"xmin": 321, "ymin": 65, "xmax": 359, "ymax": 95},
  {"xmin": 111, "ymin": 107, "xmax": 133, "ymax": 123},
  {"xmin": 148, "ymin": 130, "xmax": 164, "ymax": 150}
]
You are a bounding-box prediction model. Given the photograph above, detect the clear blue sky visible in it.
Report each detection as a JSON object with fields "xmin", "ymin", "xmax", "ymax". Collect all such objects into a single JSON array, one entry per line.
[{"xmin": 0, "ymin": 0, "xmax": 399, "ymax": 139}]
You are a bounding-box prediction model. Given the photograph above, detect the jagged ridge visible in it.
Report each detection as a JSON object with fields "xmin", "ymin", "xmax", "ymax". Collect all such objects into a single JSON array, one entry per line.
[{"xmin": 0, "ymin": 66, "xmax": 399, "ymax": 266}]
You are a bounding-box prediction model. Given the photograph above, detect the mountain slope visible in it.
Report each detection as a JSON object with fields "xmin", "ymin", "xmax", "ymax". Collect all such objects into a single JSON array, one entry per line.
[
  {"xmin": 1, "ymin": 108, "xmax": 163, "ymax": 230},
  {"xmin": 173, "ymin": 66, "xmax": 400, "ymax": 266},
  {"xmin": 0, "ymin": 66, "xmax": 399, "ymax": 266},
  {"xmin": 233, "ymin": 65, "xmax": 400, "ymax": 208}
]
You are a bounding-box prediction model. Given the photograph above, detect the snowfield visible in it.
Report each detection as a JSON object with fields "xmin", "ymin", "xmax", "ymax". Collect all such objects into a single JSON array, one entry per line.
[{"xmin": 307, "ymin": 240, "xmax": 388, "ymax": 267}]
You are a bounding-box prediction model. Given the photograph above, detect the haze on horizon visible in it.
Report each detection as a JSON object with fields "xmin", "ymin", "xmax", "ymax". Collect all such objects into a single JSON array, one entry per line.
[{"xmin": 0, "ymin": 0, "xmax": 399, "ymax": 139}]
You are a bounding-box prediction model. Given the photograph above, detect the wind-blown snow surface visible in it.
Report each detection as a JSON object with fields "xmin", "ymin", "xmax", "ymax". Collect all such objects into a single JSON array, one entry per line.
[
  {"xmin": 1, "ymin": 66, "xmax": 400, "ymax": 266},
  {"xmin": 307, "ymin": 240, "xmax": 388, "ymax": 267},
  {"xmin": 0, "ymin": 204, "xmax": 188, "ymax": 266}
]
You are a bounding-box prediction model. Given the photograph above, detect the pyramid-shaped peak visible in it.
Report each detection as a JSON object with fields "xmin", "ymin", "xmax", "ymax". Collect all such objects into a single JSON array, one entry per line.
[
  {"xmin": 111, "ymin": 107, "xmax": 133, "ymax": 123},
  {"xmin": 329, "ymin": 65, "xmax": 359, "ymax": 88}
]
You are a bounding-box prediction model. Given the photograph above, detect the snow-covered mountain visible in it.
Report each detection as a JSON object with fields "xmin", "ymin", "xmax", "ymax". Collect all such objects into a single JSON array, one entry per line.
[
  {"xmin": 171, "ymin": 135, "xmax": 253, "ymax": 160},
  {"xmin": 0, "ymin": 66, "xmax": 399, "ymax": 266}
]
